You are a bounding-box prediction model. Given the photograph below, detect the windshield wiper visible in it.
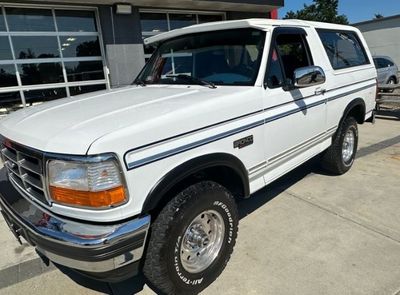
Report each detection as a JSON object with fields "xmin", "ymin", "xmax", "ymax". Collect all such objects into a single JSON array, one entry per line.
[{"xmin": 166, "ymin": 74, "xmax": 217, "ymax": 89}]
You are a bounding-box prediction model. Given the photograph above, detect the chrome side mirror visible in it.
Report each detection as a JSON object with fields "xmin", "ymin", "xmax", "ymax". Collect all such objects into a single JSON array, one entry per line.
[{"xmin": 293, "ymin": 66, "xmax": 326, "ymax": 88}]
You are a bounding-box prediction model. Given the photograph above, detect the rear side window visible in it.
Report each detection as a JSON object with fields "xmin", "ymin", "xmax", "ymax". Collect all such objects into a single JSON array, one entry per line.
[
  {"xmin": 317, "ymin": 30, "xmax": 369, "ymax": 70},
  {"xmin": 374, "ymin": 57, "xmax": 394, "ymax": 69},
  {"xmin": 385, "ymin": 58, "xmax": 395, "ymax": 67}
]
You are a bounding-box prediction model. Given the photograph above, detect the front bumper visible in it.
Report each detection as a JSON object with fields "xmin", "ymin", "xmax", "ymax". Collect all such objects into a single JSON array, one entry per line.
[{"xmin": 0, "ymin": 168, "xmax": 150, "ymax": 276}]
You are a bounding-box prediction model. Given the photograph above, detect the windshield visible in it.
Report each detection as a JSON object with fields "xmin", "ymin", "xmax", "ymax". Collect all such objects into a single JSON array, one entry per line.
[{"xmin": 136, "ymin": 28, "xmax": 266, "ymax": 86}]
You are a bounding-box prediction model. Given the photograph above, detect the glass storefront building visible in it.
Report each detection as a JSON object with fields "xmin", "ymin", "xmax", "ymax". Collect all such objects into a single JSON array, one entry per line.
[
  {"xmin": 0, "ymin": 1, "xmax": 283, "ymax": 116},
  {"xmin": 0, "ymin": 5, "xmax": 108, "ymax": 115}
]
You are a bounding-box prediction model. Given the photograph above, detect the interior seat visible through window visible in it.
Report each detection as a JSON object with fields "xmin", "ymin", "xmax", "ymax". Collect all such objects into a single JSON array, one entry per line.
[{"xmin": 265, "ymin": 31, "xmax": 314, "ymax": 89}]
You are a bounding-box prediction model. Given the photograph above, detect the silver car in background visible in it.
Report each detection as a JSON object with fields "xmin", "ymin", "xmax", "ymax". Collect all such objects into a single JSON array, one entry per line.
[{"xmin": 373, "ymin": 56, "xmax": 399, "ymax": 85}]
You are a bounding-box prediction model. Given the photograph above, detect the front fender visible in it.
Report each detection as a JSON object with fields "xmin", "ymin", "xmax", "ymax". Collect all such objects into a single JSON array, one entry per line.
[{"xmin": 141, "ymin": 153, "xmax": 249, "ymax": 213}]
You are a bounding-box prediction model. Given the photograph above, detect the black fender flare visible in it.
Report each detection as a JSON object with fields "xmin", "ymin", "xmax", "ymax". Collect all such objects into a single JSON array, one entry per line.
[
  {"xmin": 340, "ymin": 98, "xmax": 366, "ymax": 125},
  {"xmin": 141, "ymin": 153, "xmax": 250, "ymax": 213}
]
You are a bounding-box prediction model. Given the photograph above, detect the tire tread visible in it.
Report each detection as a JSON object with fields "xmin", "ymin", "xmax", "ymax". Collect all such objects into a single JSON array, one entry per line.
[
  {"xmin": 143, "ymin": 181, "xmax": 238, "ymax": 295},
  {"xmin": 321, "ymin": 116, "xmax": 358, "ymax": 175}
]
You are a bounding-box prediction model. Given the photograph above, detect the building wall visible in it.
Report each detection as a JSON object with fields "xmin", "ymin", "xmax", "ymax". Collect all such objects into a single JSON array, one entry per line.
[
  {"xmin": 227, "ymin": 11, "xmax": 270, "ymax": 19},
  {"xmin": 356, "ymin": 17, "xmax": 400, "ymax": 67},
  {"xmin": 97, "ymin": 5, "xmax": 145, "ymax": 87}
]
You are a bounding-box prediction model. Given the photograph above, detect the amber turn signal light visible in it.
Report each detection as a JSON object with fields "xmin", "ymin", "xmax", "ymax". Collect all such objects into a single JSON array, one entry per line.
[{"xmin": 49, "ymin": 185, "xmax": 127, "ymax": 208}]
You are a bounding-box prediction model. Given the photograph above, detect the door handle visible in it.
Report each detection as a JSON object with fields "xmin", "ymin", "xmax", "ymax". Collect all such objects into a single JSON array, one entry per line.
[{"xmin": 315, "ymin": 88, "xmax": 326, "ymax": 95}]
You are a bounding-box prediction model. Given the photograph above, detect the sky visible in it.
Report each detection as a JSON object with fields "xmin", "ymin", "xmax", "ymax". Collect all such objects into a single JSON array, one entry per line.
[{"xmin": 279, "ymin": 0, "xmax": 400, "ymax": 24}]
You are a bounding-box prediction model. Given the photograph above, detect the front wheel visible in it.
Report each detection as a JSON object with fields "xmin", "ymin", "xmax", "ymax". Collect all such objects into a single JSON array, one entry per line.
[
  {"xmin": 320, "ymin": 116, "xmax": 358, "ymax": 175},
  {"xmin": 143, "ymin": 181, "xmax": 239, "ymax": 295}
]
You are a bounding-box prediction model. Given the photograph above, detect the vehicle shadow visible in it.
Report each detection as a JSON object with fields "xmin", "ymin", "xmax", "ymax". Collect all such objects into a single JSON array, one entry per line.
[
  {"xmin": 238, "ymin": 156, "xmax": 321, "ymax": 219},
  {"xmin": 56, "ymin": 264, "xmax": 147, "ymax": 295},
  {"xmin": 55, "ymin": 156, "xmax": 325, "ymax": 294}
]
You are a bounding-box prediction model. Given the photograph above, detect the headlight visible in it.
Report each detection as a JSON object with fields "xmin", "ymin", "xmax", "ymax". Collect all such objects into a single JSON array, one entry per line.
[{"xmin": 47, "ymin": 156, "xmax": 128, "ymax": 209}]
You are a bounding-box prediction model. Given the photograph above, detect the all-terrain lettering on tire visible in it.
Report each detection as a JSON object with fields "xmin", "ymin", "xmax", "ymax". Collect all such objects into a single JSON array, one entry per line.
[{"xmin": 213, "ymin": 201, "xmax": 234, "ymax": 244}]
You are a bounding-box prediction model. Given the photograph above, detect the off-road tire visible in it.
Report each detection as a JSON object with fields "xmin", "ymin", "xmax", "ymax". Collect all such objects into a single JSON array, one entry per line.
[
  {"xmin": 320, "ymin": 116, "xmax": 358, "ymax": 175},
  {"xmin": 143, "ymin": 181, "xmax": 239, "ymax": 295}
]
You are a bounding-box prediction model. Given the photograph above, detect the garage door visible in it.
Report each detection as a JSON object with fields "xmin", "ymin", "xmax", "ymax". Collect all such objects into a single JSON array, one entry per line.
[{"xmin": 0, "ymin": 5, "xmax": 109, "ymax": 116}]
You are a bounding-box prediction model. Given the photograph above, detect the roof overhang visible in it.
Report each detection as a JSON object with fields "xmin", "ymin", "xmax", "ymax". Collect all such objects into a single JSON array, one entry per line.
[
  {"xmin": 14, "ymin": 0, "xmax": 284, "ymax": 13},
  {"xmin": 353, "ymin": 14, "xmax": 400, "ymax": 27}
]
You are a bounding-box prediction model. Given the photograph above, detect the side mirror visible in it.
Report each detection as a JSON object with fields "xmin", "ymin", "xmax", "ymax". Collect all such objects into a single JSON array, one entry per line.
[{"xmin": 293, "ymin": 66, "xmax": 326, "ymax": 88}]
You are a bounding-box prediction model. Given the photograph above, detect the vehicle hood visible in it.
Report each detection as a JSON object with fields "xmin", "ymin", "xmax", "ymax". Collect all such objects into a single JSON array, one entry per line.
[{"xmin": 0, "ymin": 85, "xmax": 259, "ymax": 155}]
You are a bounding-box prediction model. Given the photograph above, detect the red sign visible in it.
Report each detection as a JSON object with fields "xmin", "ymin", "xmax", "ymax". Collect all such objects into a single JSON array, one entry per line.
[{"xmin": 271, "ymin": 9, "xmax": 278, "ymax": 19}]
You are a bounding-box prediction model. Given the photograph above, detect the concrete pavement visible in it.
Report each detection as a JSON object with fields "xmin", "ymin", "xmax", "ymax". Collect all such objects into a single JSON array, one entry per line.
[{"xmin": 0, "ymin": 117, "xmax": 399, "ymax": 295}]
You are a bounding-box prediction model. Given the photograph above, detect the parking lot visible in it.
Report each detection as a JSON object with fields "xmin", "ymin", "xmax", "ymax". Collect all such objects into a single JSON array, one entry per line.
[{"xmin": 0, "ymin": 116, "xmax": 399, "ymax": 295}]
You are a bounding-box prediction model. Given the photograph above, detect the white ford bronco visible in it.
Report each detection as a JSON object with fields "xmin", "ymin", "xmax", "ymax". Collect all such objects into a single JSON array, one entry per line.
[{"xmin": 0, "ymin": 19, "xmax": 376, "ymax": 294}]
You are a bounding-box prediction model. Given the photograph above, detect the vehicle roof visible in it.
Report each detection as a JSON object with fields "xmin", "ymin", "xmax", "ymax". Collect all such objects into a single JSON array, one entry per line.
[{"xmin": 144, "ymin": 18, "xmax": 359, "ymax": 45}]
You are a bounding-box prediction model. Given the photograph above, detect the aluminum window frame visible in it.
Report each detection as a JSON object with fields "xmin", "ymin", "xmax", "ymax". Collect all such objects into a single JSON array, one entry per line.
[{"xmin": 0, "ymin": 2, "xmax": 110, "ymax": 114}]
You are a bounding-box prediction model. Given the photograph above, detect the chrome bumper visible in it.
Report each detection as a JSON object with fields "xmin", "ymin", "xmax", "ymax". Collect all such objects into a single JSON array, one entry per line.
[{"xmin": 0, "ymin": 169, "xmax": 150, "ymax": 274}]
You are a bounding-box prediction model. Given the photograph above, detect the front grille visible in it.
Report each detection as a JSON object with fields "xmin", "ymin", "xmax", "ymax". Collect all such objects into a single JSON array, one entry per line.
[{"xmin": 0, "ymin": 138, "xmax": 48, "ymax": 205}]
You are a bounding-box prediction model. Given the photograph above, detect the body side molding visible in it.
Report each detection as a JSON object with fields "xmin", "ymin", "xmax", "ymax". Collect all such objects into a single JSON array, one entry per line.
[{"xmin": 125, "ymin": 83, "xmax": 374, "ymax": 170}]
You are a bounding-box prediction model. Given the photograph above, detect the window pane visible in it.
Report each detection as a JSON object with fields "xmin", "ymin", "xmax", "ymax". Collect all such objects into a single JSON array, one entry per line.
[
  {"xmin": 18, "ymin": 63, "xmax": 64, "ymax": 85},
  {"xmin": 55, "ymin": 10, "xmax": 97, "ymax": 32},
  {"xmin": 69, "ymin": 84, "xmax": 106, "ymax": 96},
  {"xmin": 198, "ymin": 14, "xmax": 223, "ymax": 24},
  {"xmin": 140, "ymin": 13, "xmax": 168, "ymax": 33},
  {"xmin": 382, "ymin": 58, "xmax": 394, "ymax": 67},
  {"xmin": 0, "ymin": 37, "xmax": 13, "ymax": 60},
  {"xmin": 318, "ymin": 30, "xmax": 369, "ymax": 70},
  {"xmin": 12, "ymin": 36, "xmax": 60, "ymax": 59},
  {"xmin": 64, "ymin": 61, "xmax": 104, "ymax": 82},
  {"xmin": 0, "ymin": 9, "xmax": 6, "ymax": 31},
  {"xmin": 6, "ymin": 8, "xmax": 55, "ymax": 31},
  {"xmin": 169, "ymin": 14, "xmax": 196, "ymax": 30},
  {"xmin": 137, "ymin": 28, "xmax": 265, "ymax": 86},
  {"xmin": 276, "ymin": 34, "xmax": 312, "ymax": 79},
  {"xmin": 24, "ymin": 87, "xmax": 66, "ymax": 105},
  {"xmin": 376, "ymin": 58, "xmax": 386, "ymax": 69},
  {"xmin": 266, "ymin": 48, "xmax": 284, "ymax": 88},
  {"xmin": 0, "ymin": 92, "xmax": 22, "ymax": 115},
  {"xmin": 60, "ymin": 36, "xmax": 100, "ymax": 57},
  {"xmin": 0, "ymin": 65, "xmax": 18, "ymax": 87}
]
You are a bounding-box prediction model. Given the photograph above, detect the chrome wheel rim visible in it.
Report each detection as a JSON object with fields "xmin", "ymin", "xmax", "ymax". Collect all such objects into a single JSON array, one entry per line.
[
  {"xmin": 180, "ymin": 210, "xmax": 225, "ymax": 274},
  {"xmin": 342, "ymin": 129, "xmax": 355, "ymax": 163}
]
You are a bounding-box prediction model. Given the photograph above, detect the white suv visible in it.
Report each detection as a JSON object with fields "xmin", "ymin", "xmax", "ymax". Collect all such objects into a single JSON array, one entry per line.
[{"xmin": 0, "ymin": 19, "xmax": 376, "ymax": 294}]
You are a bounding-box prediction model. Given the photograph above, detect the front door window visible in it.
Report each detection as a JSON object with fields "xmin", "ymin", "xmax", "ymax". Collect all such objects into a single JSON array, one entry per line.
[{"xmin": 265, "ymin": 32, "xmax": 314, "ymax": 90}]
